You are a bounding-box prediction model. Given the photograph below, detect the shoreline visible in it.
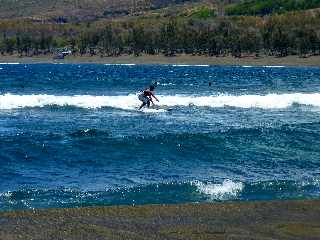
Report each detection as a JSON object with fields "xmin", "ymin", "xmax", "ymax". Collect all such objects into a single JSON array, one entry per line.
[
  {"xmin": 1, "ymin": 200, "xmax": 320, "ymax": 239},
  {"xmin": 1, "ymin": 54, "xmax": 320, "ymax": 67}
]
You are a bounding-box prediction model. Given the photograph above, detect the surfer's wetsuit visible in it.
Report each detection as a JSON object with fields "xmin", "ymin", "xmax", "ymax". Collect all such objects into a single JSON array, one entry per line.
[
  {"xmin": 138, "ymin": 91, "xmax": 151, "ymax": 105},
  {"xmin": 138, "ymin": 86, "xmax": 159, "ymax": 110}
]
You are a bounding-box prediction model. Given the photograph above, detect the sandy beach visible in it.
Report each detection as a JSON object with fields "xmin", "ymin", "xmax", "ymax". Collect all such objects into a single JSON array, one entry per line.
[
  {"xmin": 0, "ymin": 200, "xmax": 319, "ymax": 239},
  {"xmin": 0, "ymin": 54, "xmax": 320, "ymax": 66}
]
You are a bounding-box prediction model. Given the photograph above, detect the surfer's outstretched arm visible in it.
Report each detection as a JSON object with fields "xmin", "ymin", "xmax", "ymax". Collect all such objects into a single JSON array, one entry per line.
[{"xmin": 149, "ymin": 91, "xmax": 159, "ymax": 102}]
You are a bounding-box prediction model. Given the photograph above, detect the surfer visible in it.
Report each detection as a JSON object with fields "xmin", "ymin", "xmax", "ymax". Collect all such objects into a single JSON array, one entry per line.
[{"xmin": 138, "ymin": 84, "xmax": 159, "ymax": 110}]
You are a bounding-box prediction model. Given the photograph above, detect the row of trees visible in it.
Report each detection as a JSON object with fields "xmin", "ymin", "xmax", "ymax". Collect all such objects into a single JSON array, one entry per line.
[{"xmin": 0, "ymin": 11, "xmax": 319, "ymax": 58}]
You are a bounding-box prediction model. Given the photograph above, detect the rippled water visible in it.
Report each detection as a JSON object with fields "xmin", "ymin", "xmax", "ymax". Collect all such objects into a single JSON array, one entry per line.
[{"xmin": 0, "ymin": 63, "xmax": 320, "ymax": 211}]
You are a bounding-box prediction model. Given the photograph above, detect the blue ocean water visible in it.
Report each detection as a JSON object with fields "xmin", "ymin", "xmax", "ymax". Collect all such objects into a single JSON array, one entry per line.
[{"xmin": 0, "ymin": 63, "xmax": 320, "ymax": 211}]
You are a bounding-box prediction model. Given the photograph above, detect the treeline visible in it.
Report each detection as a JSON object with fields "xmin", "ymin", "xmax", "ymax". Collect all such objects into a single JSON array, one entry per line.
[
  {"xmin": 226, "ymin": 0, "xmax": 320, "ymax": 16},
  {"xmin": 0, "ymin": 11, "xmax": 320, "ymax": 58}
]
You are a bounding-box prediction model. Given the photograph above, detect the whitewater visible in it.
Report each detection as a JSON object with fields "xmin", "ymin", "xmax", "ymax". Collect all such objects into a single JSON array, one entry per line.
[{"xmin": 1, "ymin": 92, "xmax": 320, "ymax": 110}]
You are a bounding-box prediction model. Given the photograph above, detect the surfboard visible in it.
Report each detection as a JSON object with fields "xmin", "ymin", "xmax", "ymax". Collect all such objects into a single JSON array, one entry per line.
[
  {"xmin": 150, "ymin": 105, "xmax": 173, "ymax": 111},
  {"xmin": 138, "ymin": 105, "xmax": 173, "ymax": 112}
]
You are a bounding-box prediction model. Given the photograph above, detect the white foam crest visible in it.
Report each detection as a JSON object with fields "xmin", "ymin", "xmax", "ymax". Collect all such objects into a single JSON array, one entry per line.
[
  {"xmin": 141, "ymin": 108, "xmax": 166, "ymax": 113},
  {"xmin": 172, "ymin": 64, "xmax": 191, "ymax": 67},
  {"xmin": 160, "ymin": 83, "xmax": 176, "ymax": 86},
  {"xmin": 193, "ymin": 180, "xmax": 243, "ymax": 200},
  {"xmin": 1, "ymin": 93, "xmax": 320, "ymax": 110},
  {"xmin": 0, "ymin": 93, "xmax": 138, "ymax": 110},
  {"xmin": 0, "ymin": 191, "xmax": 13, "ymax": 198},
  {"xmin": 0, "ymin": 62, "xmax": 20, "ymax": 65},
  {"xmin": 194, "ymin": 64, "xmax": 210, "ymax": 67},
  {"xmin": 158, "ymin": 93, "xmax": 320, "ymax": 109}
]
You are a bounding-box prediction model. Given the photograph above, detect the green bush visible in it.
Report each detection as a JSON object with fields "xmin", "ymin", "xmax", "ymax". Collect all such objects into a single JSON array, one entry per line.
[{"xmin": 191, "ymin": 7, "xmax": 216, "ymax": 19}]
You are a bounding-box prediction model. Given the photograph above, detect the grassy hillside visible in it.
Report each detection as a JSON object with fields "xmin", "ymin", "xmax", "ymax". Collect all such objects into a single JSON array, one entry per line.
[
  {"xmin": 0, "ymin": 0, "xmax": 202, "ymax": 22},
  {"xmin": 0, "ymin": 0, "xmax": 319, "ymax": 22}
]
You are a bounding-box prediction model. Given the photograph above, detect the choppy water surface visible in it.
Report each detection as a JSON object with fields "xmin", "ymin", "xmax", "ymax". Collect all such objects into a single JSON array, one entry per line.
[{"xmin": 0, "ymin": 63, "xmax": 320, "ymax": 210}]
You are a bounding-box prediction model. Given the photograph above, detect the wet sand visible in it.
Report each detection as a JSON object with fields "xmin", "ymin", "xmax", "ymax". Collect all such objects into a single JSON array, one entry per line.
[
  {"xmin": 0, "ymin": 200, "xmax": 320, "ymax": 239},
  {"xmin": 0, "ymin": 54, "xmax": 320, "ymax": 66}
]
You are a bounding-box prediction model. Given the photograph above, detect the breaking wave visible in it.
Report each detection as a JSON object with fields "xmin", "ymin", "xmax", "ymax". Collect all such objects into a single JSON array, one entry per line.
[
  {"xmin": 1, "ymin": 93, "xmax": 320, "ymax": 110},
  {"xmin": 0, "ymin": 180, "xmax": 244, "ymax": 210},
  {"xmin": 192, "ymin": 180, "xmax": 244, "ymax": 200},
  {"xmin": 2, "ymin": 178, "xmax": 318, "ymax": 210}
]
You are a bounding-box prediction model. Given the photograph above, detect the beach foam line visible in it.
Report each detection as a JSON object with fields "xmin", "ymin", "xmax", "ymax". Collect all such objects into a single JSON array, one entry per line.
[
  {"xmin": 104, "ymin": 63, "xmax": 136, "ymax": 66},
  {"xmin": 1, "ymin": 93, "xmax": 320, "ymax": 110},
  {"xmin": 171, "ymin": 64, "xmax": 209, "ymax": 67},
  {"xmin": 241, "ymin": 65, "xmax": 286, "ymax": 68},
  {"xmin": 263, "ymin": 65, "xmax": 285, "ymax": 68},
  {"xmin": 0, "ymin": 62, "xmax": 20, "ymax": 65}
]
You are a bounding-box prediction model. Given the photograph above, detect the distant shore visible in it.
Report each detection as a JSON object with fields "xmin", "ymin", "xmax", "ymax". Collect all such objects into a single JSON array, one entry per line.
[
  {"xmin": 1, "ymin": 200, "xmax": 320, "ymax": 239},
  {"xmin": 0, "ymin": 54, "xmax": 320, "ymax": 67}
]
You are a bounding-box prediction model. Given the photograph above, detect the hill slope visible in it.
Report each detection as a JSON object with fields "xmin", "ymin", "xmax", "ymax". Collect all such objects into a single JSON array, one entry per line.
[{"xmin": 0, "ymin": 0, "xmax": 203, "ymax": 21}]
